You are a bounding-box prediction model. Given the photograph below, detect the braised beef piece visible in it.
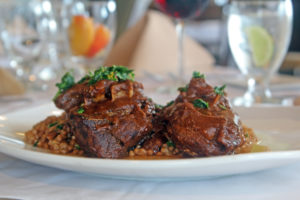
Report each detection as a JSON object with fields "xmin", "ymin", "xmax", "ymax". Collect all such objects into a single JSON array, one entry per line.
[
  {"xmin": 137, "ymin": 103, "xmax": 169, "ymax": 154},
  {"xmin": 162, "ymin": 77, "xmax": 245, "ymax": 157},
  {"xmin": 55, "ymin": 79, "xmax": 156, "ymax": 158}
]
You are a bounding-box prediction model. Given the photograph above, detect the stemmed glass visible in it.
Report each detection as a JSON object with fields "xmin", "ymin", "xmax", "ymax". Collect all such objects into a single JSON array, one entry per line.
[
  {"xmin": 227, "ymin": 0, "xmax": 293, "ymax": 106},
  {"xmin": 154, "ymin": 0, "xmax": 209, "ymax": 84},
  {"xmin": 64, "ymin": 0, "xmax": 116, "ymax": 74}
]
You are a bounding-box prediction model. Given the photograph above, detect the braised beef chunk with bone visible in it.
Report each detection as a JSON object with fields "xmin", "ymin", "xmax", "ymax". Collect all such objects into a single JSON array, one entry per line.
[
  {"xmin": 69, "ymin": 81, "xmax": 155, "ymax": 158},
  {"xmin": 54, "ymin": 66, "xmax": 156, "ymax": 158},
  {"xmin": 162, "ymin": 75, "xmax": 246, "ymax": 157}
]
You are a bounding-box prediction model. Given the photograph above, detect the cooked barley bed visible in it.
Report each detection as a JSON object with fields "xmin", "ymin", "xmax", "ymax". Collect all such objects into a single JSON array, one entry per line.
[
  {"xmin": 25, "ymin": 114, "xmax": 257, "ymax": 158},
  {"xmin": 25, "ymin": 115, "xmax": 180, "ymax": 158},
  {"xmin": 25, "ymin": 114, "xmax": 84, "ymax": 156}
]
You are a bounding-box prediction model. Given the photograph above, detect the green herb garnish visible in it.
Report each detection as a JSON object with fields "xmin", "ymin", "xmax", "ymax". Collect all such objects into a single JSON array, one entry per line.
[
  {"xmin": 219, "ymin": 104, "xmax": 227, "ymax": 110},
  {"xmin": 77, "ymin": 75, "xmax": 89, "ymax": 84},
  {"xmin": 245, "ymin": 133, "xmax": 249, "ymax": 138},
  {"xmin": 214, "ymin": 84, "xmax": 226, "ymax": 96},
  {"xmin": 193, "ymin": 99, "xmax": 209, "ymax": 109},
  {"xmin": 56, "ymin": 124, "xmax": 64, "ymax": 130},
  {"xmin": 53, "ymin": 72, "xmax": 75, "ymax": 100},
  {"xmin": 166, "ymin": 140, "xmax": 175, "ymax": 147},
  {"xmin": 155, "ymin": 104, "xmax": 163, "ymax": 109},
  {"xmin": 53, "ymin": 66, "xmax": 135, "ymax": 100},
  {"xmin": 33, "ymin": 140, "xmax": 39, "ymax": 147},
  {"xmin": 75, "ymin": 144, "xmax": 81, "ymax": 150},
  {"xmin": 48, "ymin": 121, "xmax": 58, "ymax": 128},
  {"xmin": 88, "ymin": 65, "xmax": 135, "ymax": 85},
  {"xmin": 77, "ymin": 107, "xmax": 85, "ymax": 114},
  {"xmin": 178, "ymin": 85, "xmax": 188, "ymax": 92},
  {"xmin": 192, "ymin": 71, "xmax": 205, "ymax": 79},
  {"xmin": 165, "ymin": 100, "xmax": 174, "ymax": 107}
]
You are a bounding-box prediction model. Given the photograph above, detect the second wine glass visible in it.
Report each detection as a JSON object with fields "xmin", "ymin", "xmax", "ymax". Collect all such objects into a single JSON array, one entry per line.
[{"xmin": 154, "ymin": 0, "xmax": 209, "ymax": 84}]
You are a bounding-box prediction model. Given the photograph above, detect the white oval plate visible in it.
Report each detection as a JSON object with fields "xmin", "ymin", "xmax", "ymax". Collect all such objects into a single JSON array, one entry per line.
[{"xmin": 0, "ymin": 104, "xmax": 300, "ymax": 180}]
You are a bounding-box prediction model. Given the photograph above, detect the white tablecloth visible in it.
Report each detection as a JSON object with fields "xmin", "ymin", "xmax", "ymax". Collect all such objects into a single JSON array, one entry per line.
[
  {"xmin": 1, "ymin": 151, "xmax": 300, "ymax": 200},
  {"xmin": 1, "ymin": 69, "xmax": 300, "ymax": 200}
]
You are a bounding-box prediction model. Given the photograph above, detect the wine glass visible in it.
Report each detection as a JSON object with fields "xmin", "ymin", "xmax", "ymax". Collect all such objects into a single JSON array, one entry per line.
[
  {"xmin": 227, "ymin": 0, "xmax": 293, "ymax": 106},
  {"xmin": 154, "ymin": 0, "xmax": 209, "ymax": 84}
]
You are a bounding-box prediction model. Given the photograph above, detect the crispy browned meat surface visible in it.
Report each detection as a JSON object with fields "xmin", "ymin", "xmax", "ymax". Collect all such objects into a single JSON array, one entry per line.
[
  {"xmin": 55, "ymin": 79, "xmax": 156, "ymax": 158},
  {"xmin": 54, "ymin": 79, "xmax": 116, "ymax": 111},
  {"xmin": 162, "ymin": 77, "xmax": 246, "ymax": 157}
]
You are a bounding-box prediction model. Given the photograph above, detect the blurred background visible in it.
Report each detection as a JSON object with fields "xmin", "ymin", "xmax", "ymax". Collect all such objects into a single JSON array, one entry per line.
[
  {"xmin": 0, "ymin": 0, "xmax": 299, "ymax": 107},
  {"xmin": 115, "ymin": 0, "xmax": 300, "ymax": 76}
]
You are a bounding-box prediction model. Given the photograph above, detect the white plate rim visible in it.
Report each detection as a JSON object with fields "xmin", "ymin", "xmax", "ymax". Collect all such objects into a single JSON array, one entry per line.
[{"xmin": 1, "ymin": 103, "xmax": 300, "ymax": 180}]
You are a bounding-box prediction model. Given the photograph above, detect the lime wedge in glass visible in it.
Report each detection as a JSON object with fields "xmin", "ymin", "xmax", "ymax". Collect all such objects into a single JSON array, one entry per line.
[{"xmin": 246, "ymin": 26, "xmax": 274, "ymax": 68}]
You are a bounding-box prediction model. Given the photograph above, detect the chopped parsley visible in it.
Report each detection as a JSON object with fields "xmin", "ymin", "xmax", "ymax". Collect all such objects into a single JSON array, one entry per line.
[
  {"xmin": 214, "ymin": 84, "xmax": 226, "ymax": 96},
  {"xmin": 33, "ymin": 140, "xmax": 39, "ymax": 147},
  {"xmin": 75, "ymin": 144, "xmax": 81, "ymax": 150},
  {"xmin": 53, "ymin": 66, "xmax": 135, "ymax": 100},
  {"xmin": 155, "ymin": 104, "xmax": 163, "ymax": 109},
  {"xmin": 218, "ymin": 104, "xmax": 227, "ymax": 110},
  {"xmin": 53, "ymin": 72, "xmax": 75, "ymax": 100},
  {"xmin": 165, "ymin": 100, "xmax": 174, "ymax": 107},
  {"xmin": 193, "ymin": 98, "xmax": 209, "ymax": 109},
  {"xmin": 178, "ymin": 84, "xmax": 188, "ymax": 92},
  {"xmin": 88, "ymin": 65, "xmax": 135, "ymax": 85},
  {"xmin": 192, "ymin": 71, "xmax": 205, "ymax": 79},
  {"xmin": 166, "ymin": 140, "xmax": 175, "ymax": 147},
  {"xmin": 48, "ymin": 121, "xmax": 58, "ymax": 128},
  {"xmin": 245, "ymin": 133, "xmax": 249, "ymax": 138},
  {"xmin": 77, "ymin": 107, "xmax": 85, "ymax": 114},
  {"xmin": 77, "ymin": 75, "xmax": 89, "ymax": 84},
  {"xmin": 56, "ymin": 124, "xmax": 64, "ymax": 130}
]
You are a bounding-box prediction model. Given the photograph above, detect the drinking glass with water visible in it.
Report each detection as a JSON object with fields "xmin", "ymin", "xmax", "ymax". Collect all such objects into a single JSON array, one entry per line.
[{"xmin": 227, "ymin": 0, "xmax": 293, "ymax": 106}]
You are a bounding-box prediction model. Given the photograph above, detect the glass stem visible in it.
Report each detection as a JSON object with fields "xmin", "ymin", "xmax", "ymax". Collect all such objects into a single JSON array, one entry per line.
[
  {"xmin": 175, "ymin": 19, "xmax": 184, "ymax": 84},
  {"xmin": 262, "ymin": 76, "xmax": 272, "ymax": 99},
  {"xmin": 244, "ymin": 77, "xmax": 256, "ymax": 105}
]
